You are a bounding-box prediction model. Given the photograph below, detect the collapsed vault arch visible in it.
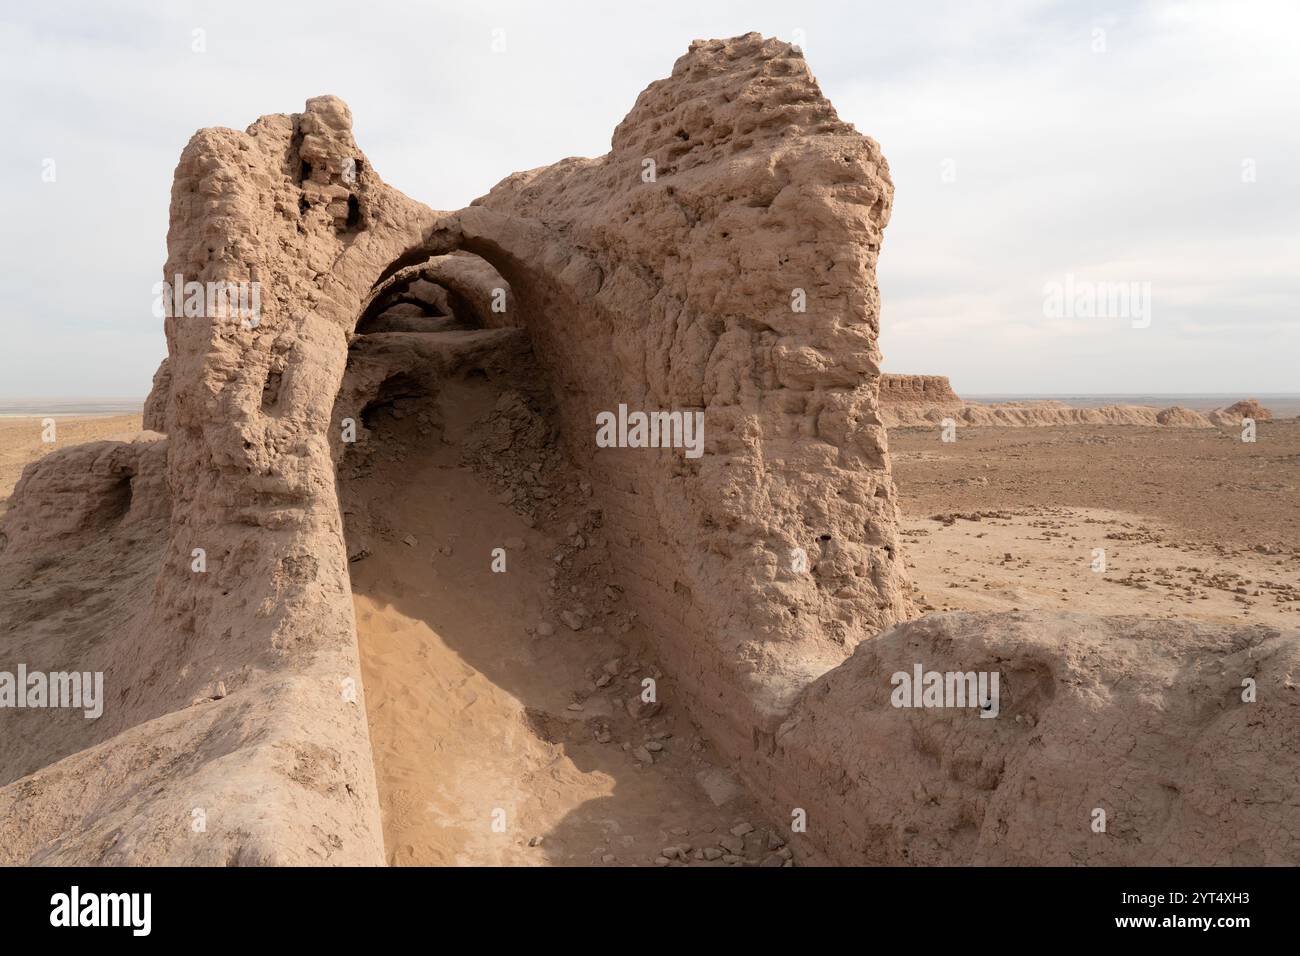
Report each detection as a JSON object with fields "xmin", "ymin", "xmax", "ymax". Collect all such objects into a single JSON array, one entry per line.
[{"xmin": 2, "ymin": 35, "xmax": 913, "ymax": 864}]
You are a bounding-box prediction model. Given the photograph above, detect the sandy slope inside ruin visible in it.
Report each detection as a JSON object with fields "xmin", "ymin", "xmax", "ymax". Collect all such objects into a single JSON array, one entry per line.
[{"xmin": 342, "ymin": 376, "xmax": 811, "ymax": 867}]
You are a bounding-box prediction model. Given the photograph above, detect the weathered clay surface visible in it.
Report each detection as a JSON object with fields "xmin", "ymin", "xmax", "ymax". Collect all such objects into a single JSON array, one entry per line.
[
  {"xmin": 1, "ymin": 90, "xmax": 438, "ymax": 863},
  {"xmin": 1155, "ymin": 405, "xmax": 1212, "ymax": 426},
  {"xmin": 0, "ymin": 434, "xmax": 168, "ymax": 555},
  {"xmin": 752, "ymin": 611, "xmax": 1300, "ymax": 865},
  {"xmin": 885, "ymin": 401, "xmax": 1217, "ymax": 428},
  {"xmin": 432, "ymin": 34, "xmax": 913, "ymax": 749},
  {"xmin": 1210, "ymin": 398, "xmax": 1273, "ymax": 427},
  {"xmin": 0, "ymin": 436, "xmax": 169, "ymax": 797}
]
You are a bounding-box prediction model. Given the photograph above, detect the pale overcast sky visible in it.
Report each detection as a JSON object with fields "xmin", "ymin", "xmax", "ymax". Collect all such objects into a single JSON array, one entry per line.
[{"xmin": 2, "ymin": 0, "xmax": 1296, "ymax": 399}]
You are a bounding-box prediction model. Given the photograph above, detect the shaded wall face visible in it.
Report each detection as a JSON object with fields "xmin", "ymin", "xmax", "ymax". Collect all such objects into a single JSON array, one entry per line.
[
  {"xmin": 451, "ymin": 36, "xmax": 912, "ymax": 758},
  {"xmin": 447, "ymin": 223, "xmax": 906, "ymax": 767}
]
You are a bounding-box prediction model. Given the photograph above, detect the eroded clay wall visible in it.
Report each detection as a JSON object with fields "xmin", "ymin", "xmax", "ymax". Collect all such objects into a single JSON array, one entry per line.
[
  {"xmin": 445, "ymin": 36, "xmax": 915, "ymax": 763},
  {"xmin": 0, "ymin": 95, "xmax": 441, "ymax": 864}
]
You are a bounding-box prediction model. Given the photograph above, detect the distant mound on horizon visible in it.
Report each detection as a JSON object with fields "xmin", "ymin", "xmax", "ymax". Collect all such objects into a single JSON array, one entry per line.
[
  {"xmin": 878, "ymin": 374, "xmax": 1273, "ymax": 429},
  {"xmin": 1209, "ymin": 398, "xmax": 1273, "ymax": 427}
]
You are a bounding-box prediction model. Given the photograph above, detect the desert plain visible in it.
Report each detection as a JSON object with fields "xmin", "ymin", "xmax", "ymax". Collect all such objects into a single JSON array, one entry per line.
[{"xmin": 4, "ymin": 405, "xmax": 1293, "ymax": 865}]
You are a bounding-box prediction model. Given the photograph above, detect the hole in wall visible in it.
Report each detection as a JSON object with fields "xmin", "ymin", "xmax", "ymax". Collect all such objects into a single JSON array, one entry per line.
[
  {"xmin": 93, "ymin": 474, "xmax": 134, "ymax": 528},
  {"xmin": 360, "ymin": 371, "xmax": 425, "ymax": 430},
  {"xmin": 262, "ymin": 370, "xmax": 283, "ymax": 411}
]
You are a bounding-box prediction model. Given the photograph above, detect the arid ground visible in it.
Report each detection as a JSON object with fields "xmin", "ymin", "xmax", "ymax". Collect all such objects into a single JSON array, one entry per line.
[
  {"xmin": 6, "ymin": 412, "xmax": 1292, "ymax": 865},
  {"xmin": 891, "ymin": 422, "xmax": 1300, "ymax": 631}
]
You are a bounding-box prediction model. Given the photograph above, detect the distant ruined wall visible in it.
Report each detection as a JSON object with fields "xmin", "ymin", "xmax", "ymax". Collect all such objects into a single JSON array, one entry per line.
[{"xmin": 878, "ymin": 374, "xmax": 961, "ymax": 406}]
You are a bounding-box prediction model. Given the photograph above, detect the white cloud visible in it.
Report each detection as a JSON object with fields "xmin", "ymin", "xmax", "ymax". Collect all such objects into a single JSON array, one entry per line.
[{"xmin": 1, "ymin": 0, "xmax": 1295, "ymax": 398}]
